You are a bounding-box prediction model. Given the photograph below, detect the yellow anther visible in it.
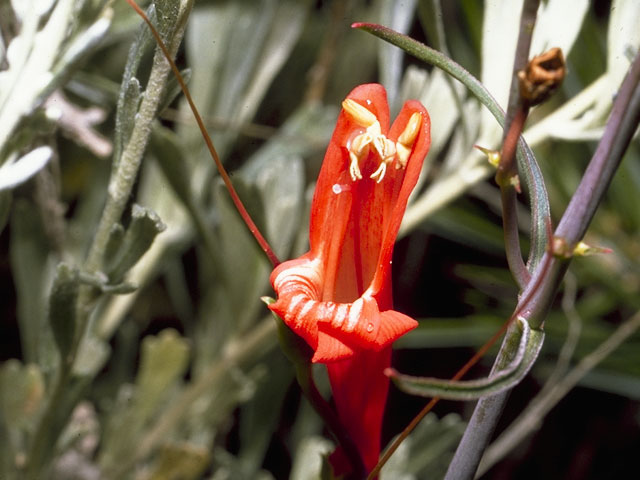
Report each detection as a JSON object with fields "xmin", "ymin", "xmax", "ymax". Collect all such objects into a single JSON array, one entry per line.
[
  {"xmin": 343, "ymin": 99, "xmax": 418, "ymax": 183},
  {"xmin": 342, "ymin": 99, "xmax": 378, "ymax": 128},
  {"xmin": 397, "ymin": 112, "xmax": 422, "ymax": 146},
  {"xmin": 395, "ymin": 143, "xmax": 411, "ymax": 169},
  {"xmin": 395, "ymin": 112, "xmax": 422, "ymax": 169}
]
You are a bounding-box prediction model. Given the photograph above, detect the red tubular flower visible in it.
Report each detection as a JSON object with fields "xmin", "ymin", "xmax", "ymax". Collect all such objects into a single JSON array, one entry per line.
[{"xmin": 269, "ymin": 84, "xmax": 430, "ymax": 475}]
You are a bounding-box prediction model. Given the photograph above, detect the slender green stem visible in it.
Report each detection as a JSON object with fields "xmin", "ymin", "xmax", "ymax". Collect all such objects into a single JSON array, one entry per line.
[
  {"xmin": 85, "ymin": 8, "xmax": 189, "ymax": 275},
  {"xmin": 24, "ymin": 3, "xmax": 194, "ymax": 477},
  {"xmin": 126, "ymin": 0, "xmax": 280, "ymax": 267},
  {"xmin": 76, "ymin": 0, "xmax": 191, "ymax": 364}
]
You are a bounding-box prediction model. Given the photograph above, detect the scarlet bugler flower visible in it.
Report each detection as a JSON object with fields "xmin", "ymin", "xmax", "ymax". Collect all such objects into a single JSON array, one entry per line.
[{"xmin": 269, "ymin": 84, "xmax": 430, "ymax": 475}]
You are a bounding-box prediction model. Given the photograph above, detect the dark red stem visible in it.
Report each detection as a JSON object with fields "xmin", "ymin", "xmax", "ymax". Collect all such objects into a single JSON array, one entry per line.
[{"xmin": 125, "ymin": 0, "xmax": 280, "ymax": 267}]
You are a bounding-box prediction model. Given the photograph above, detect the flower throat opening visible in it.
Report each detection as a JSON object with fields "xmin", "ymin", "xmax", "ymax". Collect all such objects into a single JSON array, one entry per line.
[{"xmin": 342, "ymin": 98, "xmax": 422, "ymax": 184}]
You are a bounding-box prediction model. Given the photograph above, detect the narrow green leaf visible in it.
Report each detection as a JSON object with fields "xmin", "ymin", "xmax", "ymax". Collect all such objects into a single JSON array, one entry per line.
[
  {"xmin": 213, "ymin": 179, "xmax": 270, "ymax": 331},
  {"xmin": 105, "ymin": 204, "xmax": 166, "ymax": 282},
  {"xmin": 390, "ymin": 318, "xmax": 544, "ymax": 400},
  {"xmin": 0, "ymin": 360, "xmax": 45, "ymax": 433},
  {"xmin": 9, "ymin": 200, "xmax": 49, "ymax": 364},
  {"xmin": 150, "ymin": 125, "xmax": 194, "ymax": 212},
  {"xmin": 182, "ymin": 0, "xmax": 310, "ymax": 157},
  {"xmin": 134, "ymin": 329, "xmax": 190, "ymax": 422},
  {"xmin": 154, "ymin": 0, "xmax": 181, "ymax": 43},
  {"xmin": 116, "ymin": 77, "xmax": 142, "ymax": 161},
  {"xmin": 396, "ymin": 412, "xmax": 465, "ymax": 478},
  {"xmin": 238, "ymin": 352, "xmax": 293, "ymax": 475},
  {"xmin": 0, "ymin": 190, "xmax": 11, "ymax": 233},
  {"xmin": 103, "ymin": 223, "xmax": 125, "ymax": 270},
  {"xmin": 239, "ymin": 103, "xmax": 334, "ymax": 259},
  {"xmin": 48, "ymin": 263, "xmax": 79, "ymax": 359},
  {"xmin": 146, "ymin": 444, "xmax": 210, "ymax": 480},
  {"xmin": 157, "ymin": 67, "xmax": 192, "ymax": 114},
  {"xmin": 114, "ymin": 5, "xmax": 154, "ymax": 164}
]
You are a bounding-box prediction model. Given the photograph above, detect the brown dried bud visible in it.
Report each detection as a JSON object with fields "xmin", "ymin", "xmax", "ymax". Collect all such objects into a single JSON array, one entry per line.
[{"xmin": 518, "ymin": 47, "xmax": 566, "ymax": 107}]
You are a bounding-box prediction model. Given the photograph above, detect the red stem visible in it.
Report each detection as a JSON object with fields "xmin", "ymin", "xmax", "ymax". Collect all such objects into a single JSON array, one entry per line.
[{"xmin": 125, "ymin": 0, "xmax": 280, "ymax": 267}]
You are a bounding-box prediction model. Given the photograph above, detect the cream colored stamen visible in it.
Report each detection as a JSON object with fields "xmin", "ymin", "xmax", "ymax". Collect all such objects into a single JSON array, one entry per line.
[
  {"xmin": 369, "ymin": 137, "xmax": 396, "ymax": 183},
  {"xmin": 342, "ymin": 99, "xmax": 378, "ymax": 127},
  {"xmin": 395, "ymin": 112, "xmax": 422, "ymax": 169},
  {"xmin": 342, "ymin": 100, "xmax": 421, "ymax": 182}
]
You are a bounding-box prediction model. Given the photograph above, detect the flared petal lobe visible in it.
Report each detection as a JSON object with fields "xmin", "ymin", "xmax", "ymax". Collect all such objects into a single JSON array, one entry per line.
[{"xmin": 270, "ymin": 257, "xmax": 419, "ymax": 362}]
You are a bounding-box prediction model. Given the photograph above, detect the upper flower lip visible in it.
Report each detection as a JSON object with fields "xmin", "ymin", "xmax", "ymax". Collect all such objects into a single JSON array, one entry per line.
[{"xmin": 269, "ymin": 83, "xmax": 431, "ymax": 363}]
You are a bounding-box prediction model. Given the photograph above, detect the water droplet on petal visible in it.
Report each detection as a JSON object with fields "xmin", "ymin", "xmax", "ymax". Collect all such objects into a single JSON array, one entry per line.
[
  {"xmin": 366, "ymin": 323, "xmax": 374, "ymax": 333},
  {"xmin": 332, "ymin": 183, "xmax": 351, "ymax": 194}
]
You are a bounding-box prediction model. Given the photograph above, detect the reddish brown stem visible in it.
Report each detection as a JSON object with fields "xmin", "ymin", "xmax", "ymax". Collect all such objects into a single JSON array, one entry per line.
[
  {"xmin": 125, "ymin": 0, "xmax": 280, "ymax": 267},
  {"xmin": 498, "ymin": 105, "xmax": 531, "ymax": 289},
  {"xmin": 368, "ymin": 236, "xmax": 554, "ymax": 479}
]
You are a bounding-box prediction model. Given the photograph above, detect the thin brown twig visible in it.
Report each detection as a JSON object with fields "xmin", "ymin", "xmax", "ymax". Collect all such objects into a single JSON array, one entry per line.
[
  {"xmin": 449, "ymin": 45, "xmax": 640, "ymax": 480},
  {"xmin": 125, "ymin": 0, "xmax": 280, "ymax": 267},
  {"xmin": 369, "ymin": 229, "xmax": 556, "ymax": 480},
  {"xmin": 494, "ymin": 0, "xmax": 543, "ymax": 288},
  {"xmin": 443, "ymin": 1, "xmax": 542, "ymax": 478},
  {"xmin": 498, "ymin": 106, "xmax": 531, "ymax": 289}
]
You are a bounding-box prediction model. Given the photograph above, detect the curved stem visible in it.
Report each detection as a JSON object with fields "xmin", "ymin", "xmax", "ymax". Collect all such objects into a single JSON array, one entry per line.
[
  {"xmin": 448, "ymin": 46, "xmax": 640, "ymax": 480},
  {"xmin": 499, "ymin": 105, "xmax": 531, "ymax": 289},
  {"xmin": 126, "ymin": 0, "xmax": 280, "ymax": 267},
  {"xmin": 495, "ymin": 0, "xmax": 539, "ymax": 288},
  {"xmin": 354, "ymin": 22, "xmax": 551, "ymax": 269},
  {"xmin": 25, "ymin": 3, "xmax": 194, "ymax": 475},
  {"xmin": 477, "ymin": 309, "xmax": 640, "ymax": 476}
]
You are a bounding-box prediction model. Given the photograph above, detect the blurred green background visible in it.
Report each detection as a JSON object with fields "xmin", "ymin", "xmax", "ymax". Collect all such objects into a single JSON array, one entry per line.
[{"xmin": 0, "ymin": 0, "xmax": 639, "ymax": 478}]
